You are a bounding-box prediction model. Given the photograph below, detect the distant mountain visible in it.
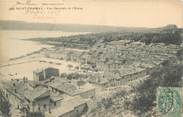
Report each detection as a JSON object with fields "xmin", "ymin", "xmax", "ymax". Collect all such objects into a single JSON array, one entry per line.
[
  {"xmin": 27, "ymin": 24, "xmax": 182, "ymax": 49},
  {"xmin": 0, "ymin": 20, "xmax": 151, "ymax": 32}
]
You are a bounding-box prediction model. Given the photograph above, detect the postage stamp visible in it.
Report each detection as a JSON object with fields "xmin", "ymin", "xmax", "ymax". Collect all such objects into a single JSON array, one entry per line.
[{"xmin": 157, "ymin": 87, "xmax": 182, "ymax": 117}]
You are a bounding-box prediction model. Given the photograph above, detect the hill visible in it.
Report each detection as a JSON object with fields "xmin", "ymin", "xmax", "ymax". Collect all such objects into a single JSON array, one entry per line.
[
  {"xmin": 0, "ymin": 20, "xmax": 147, "ymax": 32},
  {"xmin": 27, "ymin": 24, "xmax": 182, "ymax": 48}
]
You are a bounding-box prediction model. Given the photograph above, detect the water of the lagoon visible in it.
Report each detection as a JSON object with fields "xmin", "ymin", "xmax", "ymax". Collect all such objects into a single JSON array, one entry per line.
[{"xmin": 0, "ymin": 30, "xmax": 88, "ymax": 63}]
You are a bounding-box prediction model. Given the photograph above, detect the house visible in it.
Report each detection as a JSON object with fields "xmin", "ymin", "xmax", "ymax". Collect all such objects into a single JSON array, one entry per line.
[
  {"xmin": 1, "ymin": 80, "xmax": 26, "ymax": 111},
  {"xmin": 1, "ymin": 79, "xmax": 50, "ymax": 116},
  {"xmin": 47, "ymin": 77, "xmax": 95, "ymax": 99},
  {"xmin": 23, "ymin": 87, "xmax": 50, "ymax": 112},
  {"xmin": 0, "ymin": 74, "xmax": 94, "ymax": 117},
  {"xmin": 45, "ymin": 96, "xmax": 88, "ymax": 117},
  {"xmin": 33, "ymin": 67, "xmax": 59, "ymax": 81}
]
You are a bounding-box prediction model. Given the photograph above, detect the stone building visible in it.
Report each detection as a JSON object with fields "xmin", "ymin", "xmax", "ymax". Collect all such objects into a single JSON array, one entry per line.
[
  {"xmin": 1, "ymin": 79, "xmax": 50, "ymax": 116},
  {"xmin": 1, "ymin": 70, "xmax": 95, "ymax": 117},
  {"xmin": 47, "ymin": 77, "xmax": 95, "ymax": 99},
  {"xmin": 33, "ymin": 67, "xmax": 59, "ymax": 81},
  {"xmin": 45, "ymin": 96, "xmax": 88, "ymax": 117}
]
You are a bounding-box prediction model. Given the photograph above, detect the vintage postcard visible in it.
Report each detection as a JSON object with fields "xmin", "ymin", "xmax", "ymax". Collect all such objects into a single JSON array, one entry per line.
[{"xmin": 0, "ymin": 0, "xmax": 183, "ymax": 117}]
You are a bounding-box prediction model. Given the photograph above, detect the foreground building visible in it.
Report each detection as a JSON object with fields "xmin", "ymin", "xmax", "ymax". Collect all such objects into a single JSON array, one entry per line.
[
  {"xmin": 1, "ymin": 67, "xmax": 95, "ymax": 117},
  {"xmin": 45, "ymin": 96, "xmax": 88, "ymax": 117},
  {"xmin": 1, "ymin": 79, "xmax": 49, "ymax": 116}
]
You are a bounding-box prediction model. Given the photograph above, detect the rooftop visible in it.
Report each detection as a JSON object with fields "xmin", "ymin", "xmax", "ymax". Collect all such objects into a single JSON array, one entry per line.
[
  {"xmin": 24, "ymin": 87, "xmax": 49, "ymax": 101},
  {"xmin": 49, "ymin": 78, "xmax": 77, "ymax": 96},
  {"xmin": 2, "ymin": 79, "xmax": 49, "ymax": 102},
  {"xmin": 48, "ymin": 77, "xmax": 95, "ymax": 96}
]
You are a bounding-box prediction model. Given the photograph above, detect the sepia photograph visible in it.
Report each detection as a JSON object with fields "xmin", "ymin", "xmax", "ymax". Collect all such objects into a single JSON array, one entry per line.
[{"xmin": 0, "ymin": 0, "xmax": 183, "ymax": 117}]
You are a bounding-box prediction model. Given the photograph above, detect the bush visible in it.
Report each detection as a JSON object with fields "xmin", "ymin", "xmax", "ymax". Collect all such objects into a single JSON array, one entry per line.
[
  {"xmin": 0, "ymin": 90, "xmax": 11, "ymax": 117},
  {"xmin": 129, "ymin": 62, "xmax": 183, "ymax": 116}
]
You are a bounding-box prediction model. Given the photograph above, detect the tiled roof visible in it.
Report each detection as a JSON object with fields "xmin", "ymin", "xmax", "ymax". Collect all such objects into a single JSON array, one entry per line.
[
  {"xmin": 48, "ymin": 77, "xmax": 95, "ymax": 96},
  {"xmin": 50, "ymin": 94, "xmax": 64, "ymax": 102},
  {"xmin": 49, "ymin": 80, "xmax": 77, "ymax": 96},
  {"xmin": 24, "ymin": 87, "xmax": 49, "ymax": 101},
  {"xmin": 2, "ymin": 80, "xmax": 49, "ymax": 102}
]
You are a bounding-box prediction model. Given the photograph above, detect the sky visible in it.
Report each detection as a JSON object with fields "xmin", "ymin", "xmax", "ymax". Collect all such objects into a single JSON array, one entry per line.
[{"xmin": 0, "ymin": 0, "xmax": 183, "ymax": 27}]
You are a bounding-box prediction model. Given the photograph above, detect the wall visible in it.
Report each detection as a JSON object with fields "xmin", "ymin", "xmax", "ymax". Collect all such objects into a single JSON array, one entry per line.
[
  {"xmin": 33, "ymin": 71, "xmax": 44, "ymax": 81},
  {"xmin": 79, "ymin": 89, "xmax": 95, "ymax": 99},
  {"xmin": 45, "ymin": 68, "xmax": 59, "ymax": 79},
  {"xmin": 2, "ymin": 89, "xmax": 23, "ymax": 109},
  {"xmin": 105, "ymin": 68, "xmax": 153, "ymax": 87},
  {"xmin": 33, "ymin": 68, "xmax": 59, "ymax": 81},
  {"xmin": 30, "ymin": 96, "xmax": 50, "ymax": 112},
  {"xmin": 59, "ymin": 103, "xmax": 87, "ymax": 117}
]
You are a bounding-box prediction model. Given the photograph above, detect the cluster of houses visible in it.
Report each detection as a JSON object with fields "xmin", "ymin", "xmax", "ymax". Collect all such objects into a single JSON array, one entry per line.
[
  {"xmin": 2, "ymin": 41, "xmax": 178, "ymax": 116},
  {"xmin": 88, "ymin": 67, "xmax": 153, "ymax": 88},
  {"xmin": 1, "ymin": 67, "xmax": 95, "ymax": 117},
  {"xmin": 41, "ymin": 47, "xmax": 89, "ymax": 64}
]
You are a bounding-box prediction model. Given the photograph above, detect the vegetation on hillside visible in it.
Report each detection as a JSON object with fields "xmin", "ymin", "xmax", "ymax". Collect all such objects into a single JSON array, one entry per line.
[
  {"xmin": 0, "ymin": 89, "xmax": 11, "ymax": 117},
  {"xmin": 128, "ymin": 61, "xmax": 183, "ymax": 117},
  {"xmin": 27, "ymin": 25, "xmax": 182, "ymax": 49}
]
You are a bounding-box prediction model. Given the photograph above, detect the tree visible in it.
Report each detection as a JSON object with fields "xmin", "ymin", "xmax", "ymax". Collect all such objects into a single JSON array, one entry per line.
[
  {"xmin": 129, "ymin": 62, "xmax": 183, "ymax": 116},
  {"xmin": 0, "ymin": 89, "xmax": 11, "ymax": 117}
]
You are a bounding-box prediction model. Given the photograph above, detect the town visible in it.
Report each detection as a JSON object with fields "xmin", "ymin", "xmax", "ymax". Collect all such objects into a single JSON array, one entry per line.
[{"xmin": 0, "ymin": 25, "xmax": 183, "ymax": 117}]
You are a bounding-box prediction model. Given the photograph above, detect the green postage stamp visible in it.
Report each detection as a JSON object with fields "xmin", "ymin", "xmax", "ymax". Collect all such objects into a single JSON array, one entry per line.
[{"xmin": 157, "ymin": 87, "xmax": 182, "ymax": 117}]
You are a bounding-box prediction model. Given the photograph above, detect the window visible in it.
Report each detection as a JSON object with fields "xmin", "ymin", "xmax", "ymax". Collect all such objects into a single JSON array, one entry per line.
[
  {"xmin": 43, "ymin": 104, "xmax": 47, "ymax": 109},
  {"xmin": 38, "ymin": 107, "xmax": 40, "ymax": 111}
]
